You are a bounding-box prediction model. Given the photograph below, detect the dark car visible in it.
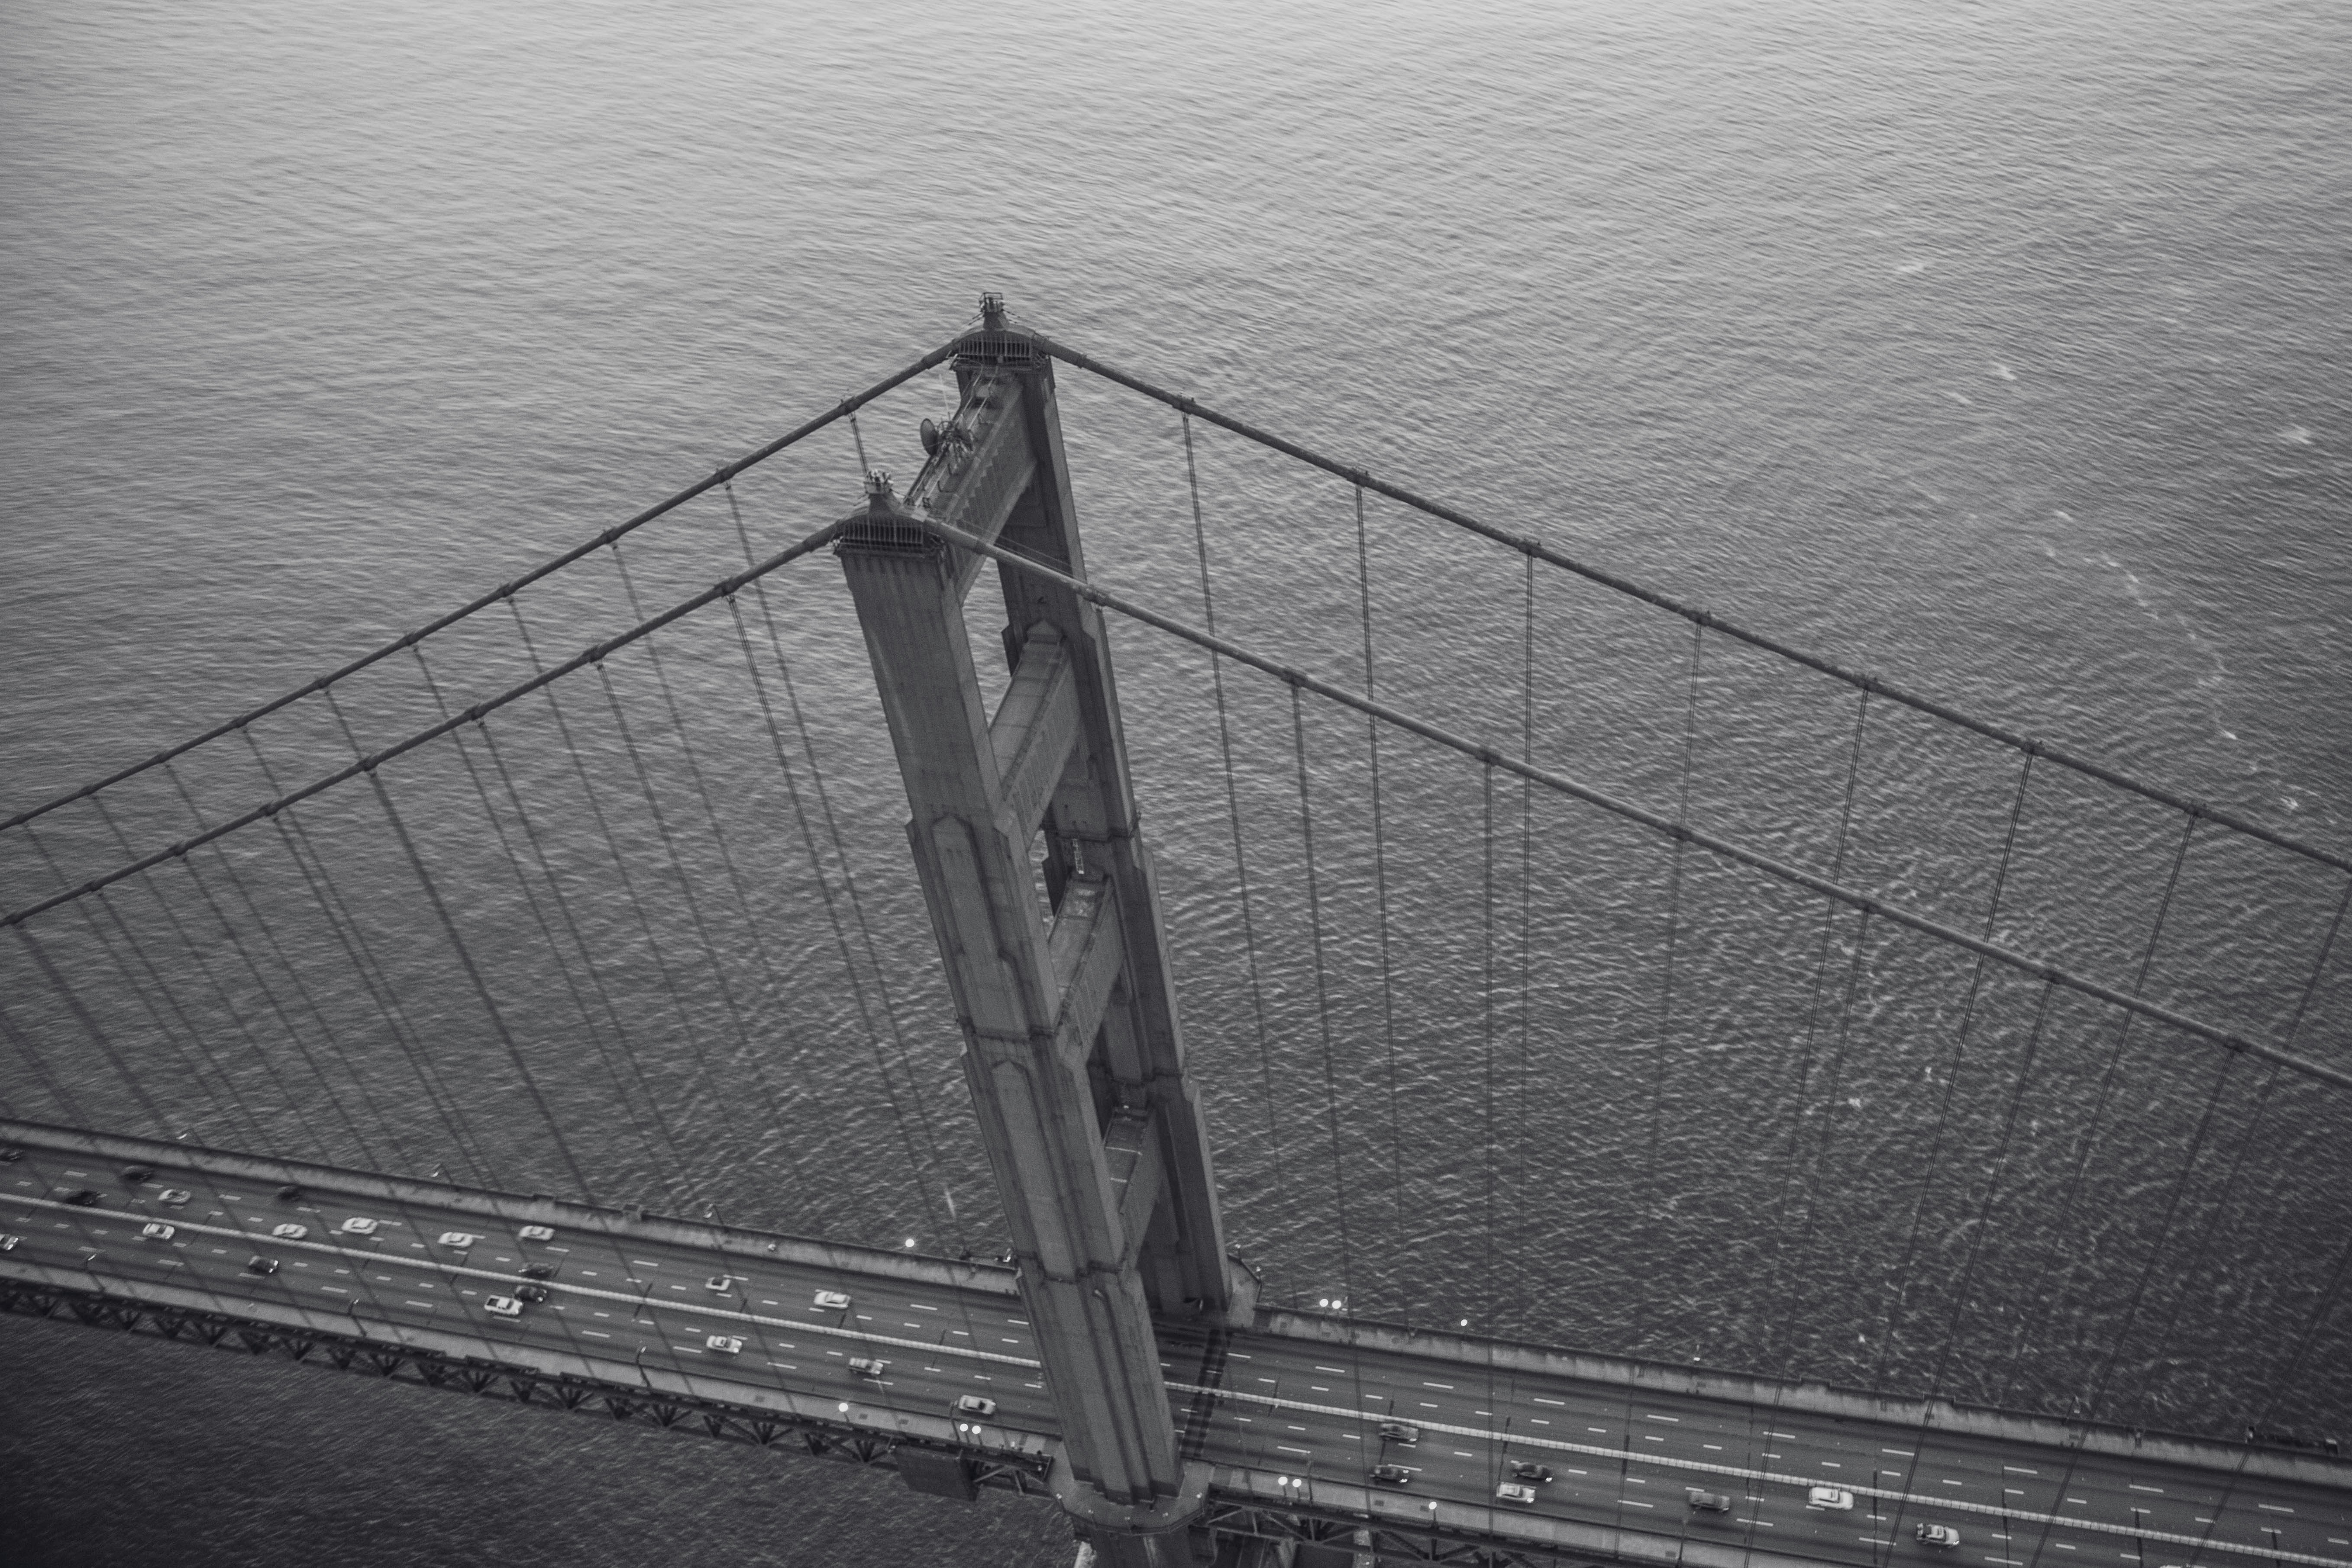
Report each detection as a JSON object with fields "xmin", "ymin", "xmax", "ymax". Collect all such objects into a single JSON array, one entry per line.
[
  {"xmin": 245, "ymin": 1256, "xmax": 279, "ymax": 1275},
  {"xmin": 0, "ymin": 1148, "xmax": 23, "ymax": 1163},
  {"xmin": 521, "ymin": 1264, "xmax": 555, "ymax": 1280},
  {"xmin": 1376, "ymin": 1422, "xmax": 1420, "ymax": 1445},
  {"xmin": 513, "ymin": 1283, "xmax": 551, "ymax": 1304},
  {"xmin": 121, "ymin": 1164, "xmax": 154, "ymax": 1184},
  {"xmin": 1689, "ymin": 1488, "xmax": 1734, "ymax": 1512},
  {"xmin": 62, "ymin": 1188, "xmax": 100, "ymax": 1207},
  {"xmin": 276, "ymin": 1184, "xmax": 303, "ymax": 1201},
  {"xmin": 1509, "ymin": 1461, "xmax": 1553, "ymax": 1483},
  {"xmin": 1369, "ymin": 1464, "xmax": 1414, "ymax": 1488}
]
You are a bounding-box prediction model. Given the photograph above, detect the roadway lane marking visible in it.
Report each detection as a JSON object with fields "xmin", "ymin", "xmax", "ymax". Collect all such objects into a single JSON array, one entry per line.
[
  {"xmin": 1315, "ymin": 1366, "xmax": 1347, "ymax": 1374},
  {"xmin": 1644, "ymin": 1414, "xmax": 1680, "ymax": 1422},
  {"xmin": 1161, "ymin": 1380, "xmax": 2352, "ymax": 1568},
  {"xmin": 1884, "ymin": 1448, "xmax": 1914, "ymax": 1456},
  {"xmin": 911, "ymin": 1303, "xmax": 937, "ymax": 1311},
  {"xmin": 1277, "ymin": 1445, "xmax": 1312, "ymax": 1456},
  {"xmin": 2005, "ymin": 1466, "xmax": 2039, "ymax": 1475},
  {"xmin": 2130, "ymin": 1486, "xmax": 2164, "ymax": 1494},
  {"xmin": 0, "ymin": 1193, "xmax": 1039, "ymax": 1371},
  {"xmin": 2262, "ymin": 1507, "xmax": 2297, "ymax": 1515},
  {"xmin": 1424, "ymin": 1382, "xmax": 1455, "ymax": 1390},
  {"xmin": 1533, "ymin": 1397, "xmax": 1564, "ymax": 1406}
]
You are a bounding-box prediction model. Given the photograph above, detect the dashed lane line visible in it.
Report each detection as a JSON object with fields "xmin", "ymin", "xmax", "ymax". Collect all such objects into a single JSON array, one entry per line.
[{"xmin": 1163, "ymin": 1382, "xmax": 2349, "ymax": 1568}]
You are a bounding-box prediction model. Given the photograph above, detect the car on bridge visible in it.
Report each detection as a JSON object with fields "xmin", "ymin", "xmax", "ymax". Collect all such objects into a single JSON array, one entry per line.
[
  {"xmin": 139, "ymin": 1222, "xmax": 174, "ymax": 1241},
  {"xmin": 485, "ymin": 1295, "xmax": 523, "ymax": 1318},
  {"xmin": 517, "ymin": 1224, "xmax": 557, "ymax": 1242},
  {"xmin": 521, "ymin": 1263, "xmax": 555, "ymax": 1280},
  {"xmin": 122, "ymin": 1164, "xmax": 153, "ymax": 1184},
  {"xmin": 955, "ymin": 1395, "xmax": 998, "ymax": 1418},
  {"xmin": 513, "ymin": 1284, "xmax": 550, "ymax": 1304},
  {"xmin": 848, "ymin": 1357, "xmax": 888, "ymax": 1378},
  {"xmin": 339, "ymin": 1217, "xmax": 379, "ymax": 1236},
  {"xmin": 1496, "ymin": 1482, "xmax": 1538, "ymax": 1506},
  {"xmin": 0, "ymin": 1235, "xmax": 19, "ymax": 1251},
  {"xmin": 158, "ymin": 1189, "xmax": 190, "ymax": 1206},
  {"xmin": 1806, "ymin": 1486, "xmax": 1856, "ymax": 1511},
  {"xmin": 0, "ymin": 1148, "xmax": 19, "ymax": 1163},
  {"xmin": 1377, "ymin": 1422, "xmax": 1420, "ymax": 1445},
  {"xmin": 1688, "ymin": 1489, "xmax": 1734, "ymax": 1512},
  {"xmin": 1509, "ymin": 1461, "xmax": 1552, "ymax": 1484},
  {"xmin": 706, "ymin": 1335, "xmax": 745, "ymax": 1355},
  {"xmin": 271, "ymin": 1223, "xmax": 307, "ymax": 1240},
  {"xmin": 705, "ymin": 1274, "xmax": 735, "ymax": 1293},
  {"xmin": 244, "ymin": 1256, "xmax": 277, "ymax": 1275},
  {"xmin": 275, "ymin": 1185, "xmax": 302, "ymax": 1201},
  {"xmin": 61, "ymin": 1188, "xmax": 100, "ymax": 1206},
  {"xmin": 813, "ymin": 1290, "xmax": 851, "ymax": 1310},
  {"xmin": 1368, "ymin": 1465, "xmax": 1414, "ymax": 1488},
  {"xmin": 438, "ymin": 1231, "xmax": 480, "ymax": 1248},
  {"xmin": 1916, "ymin": 1524, "xmax": 1961, "ymax": 1549}
]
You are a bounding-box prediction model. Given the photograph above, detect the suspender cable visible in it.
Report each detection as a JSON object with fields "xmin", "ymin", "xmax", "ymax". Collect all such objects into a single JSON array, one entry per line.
[
  {"xmin": 21, "ymin": 821, "xmax": 254, "ymax": 1148},
  {"xmin": 1182, "ymin": 416, "xmax": 1288, "ymax": 1231},
  {"xmin": 2076, "ymin": 1047, "xmax": 2238, "ymax": 1424},
  {"xmin": 602, "ymin": 544, "xmax": 848, "ymax": 1221},
  {"xmin": 1353, "ymin": 483, "xmax": 1409, "ymax": 1327},
  {"xmin": 916, "ymin": 514, "xmax": 2352, "ymax": 1096},
  {"xmin": 590, "ymin": 656, "xmax": 799, "ymax": 1209},
  {"xmin": 505, "ymin": 604, "xmax": 751, "ymax": 1199},
  {"xmin": 1032, "ymin": 332, "xmax": 2352, "ymax": 880},
  {"xmin": 2126, "ymin": 1059, "xmax": 2278, "ymax": 1428},
  {"xmin": 1774, "ymin": 904, "xmax": 1876, "ymax": 1374},
  {"xmin": 0, "ymin": 522, "xmax": 845, "ymax": 934},
  {"xmin": 721, "ymin": 583, "xmax": 950, "ymax": 1247},
  {"xmin": 1290, "ymin": 682, "xmax": 1359, "ymax": 1328},
  {"xmin": 161, "ymin": 761, "xmax": 391, "ymax": 1170},
  {"xmin": 1481, "ymin": 756, "xmax": 1500, "ymax": 1323},
  {"xmin": 0, "ymin": 346, "xmax": 957, "ymax": 837},
  {"xmin": 1639, "ymin": 618, "xmax": 1705, "ymax": 1350},
  {"xmin": 410, "ymin": 644, "xmax": 692, "ymax": 1209},
  {"xmin": 1998, "ymin": 811, "xmax": 2202, "ymax": 1406},
  {"xmin": 469, "ymin": 715, "xmax": 689, "ymax": 1201},
  {"xmin": 1516, "ymin": 551, "xmax": 1536, "ymax": 1328},
  {"xmin": 0, "ymin": 994, "xmax": 90, "ymax": 1126},
  {"xmin": 87, "ymin": 793, "xmax": 323, "ymax": 1163},
  {"xmin": 314, "ymin": 690, "xmax": 499, "ymax": 1183},
  {"xmin": 365, "ymin": 764, "xmax": 590, "ymax": 1201},
  {"xmin": 1878, "ymin": 976, "xmax": 2058, "ymax": 1556},
  {"xmin": 1871, "ymin": 747, "xmax": 2038, "ymax": 1390},
  {"xmin": 747, "ymin": 527, "xmax": 959, "ymax": 1240},
  {"xmin": 13, "ymin": 924, "xmax": 166, "ymax": 1136}
]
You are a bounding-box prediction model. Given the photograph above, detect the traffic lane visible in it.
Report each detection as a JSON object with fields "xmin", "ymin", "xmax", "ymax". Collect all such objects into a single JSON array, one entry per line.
[
  {"xmin": 1192, "ymin": 1344, "xmax": 2350, "ymax": 1568},
  {"xmin": 1228, "ymin": 1332, "xmax": 2350, "ymax": 1552},
  {"xmin": 2, "ymin": 1175, "xmax": 1061, "ymax": 1440}
]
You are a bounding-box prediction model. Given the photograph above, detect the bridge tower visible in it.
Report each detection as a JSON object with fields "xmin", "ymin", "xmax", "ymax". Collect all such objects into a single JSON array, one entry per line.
[{"xmin": 835, "ymin": 297, "xmax": 1244, "ymax": 1565}]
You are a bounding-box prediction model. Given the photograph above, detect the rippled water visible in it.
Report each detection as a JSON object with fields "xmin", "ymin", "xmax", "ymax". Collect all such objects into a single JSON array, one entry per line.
[{"xmin": 4, "ymin": 1, "xmax": 2349, "ymax": 1561}]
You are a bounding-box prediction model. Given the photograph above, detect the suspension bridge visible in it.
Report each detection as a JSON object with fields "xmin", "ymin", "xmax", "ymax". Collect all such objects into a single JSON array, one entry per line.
[{"xmin": 2, "ymin": 298, "xmax": 2346, "ymax": 1568}]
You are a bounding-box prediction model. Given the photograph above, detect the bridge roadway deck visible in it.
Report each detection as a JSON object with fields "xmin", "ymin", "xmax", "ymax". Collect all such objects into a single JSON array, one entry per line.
[{"xmin": 3, "ymin": 1126, "xmax": 2344, "ymax": 1568}]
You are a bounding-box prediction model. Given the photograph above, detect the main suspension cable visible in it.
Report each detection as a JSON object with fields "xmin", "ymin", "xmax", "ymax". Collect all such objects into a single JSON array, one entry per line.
[
  {"xmin": 1031, "ymin": 332, "xmax": 2352, "ymax": 879},
  {"xmin": 0, "ymin": 522, "xmax": 844, "ymax": 932},
  {"xmin": 918, "ymin": 514, "xmax": 2352, "ymax": 1094},
  {"xmin": 0, "ymin": 348, "xmax": 956, "ymax": 837}
]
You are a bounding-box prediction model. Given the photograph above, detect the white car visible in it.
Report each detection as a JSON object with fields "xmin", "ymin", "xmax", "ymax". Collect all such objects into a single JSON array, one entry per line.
[
  {"xmin": 139, "ymin": 1222, "xmax": 175, "ymax": 1241},
  {"xmin": 848, "ymin": 1357, "xmax": 888, "ymax": 1378},
  {"xmin": 1496, "ymin": 1483, "xmax": 1538, "ymax": 1506},
  {"xmin": 517, "ymin": 1224, "xmax": 556, "ymax": 1242},
  {"xmin": 705, "ymin": 1274, "xmax": 735, "ymax": 1293},
  {"xmin": 485, "ymin": 1295, "xmax": 523, "ymax": 1318},
  {"xmin": 437, "ymin": 1231, "xmax": 480, "ymax": 1248},
  {"xmin": 705, "ymin": 1335, "xmax": 745, "ymax": 1355},
  {"xmin": 813, "ymin": 1290, "xmax": 851, "ymax": 1311},
  {"xmin": 339, "ymin": 1217, "xmax": 379, "ymax": 1236},
  {"xmin": 1916, "ymin": 1525, "xmax": 1961, "ymax": 1549},
  {"xmin": 0, "ymin": 1235, "xmax": 19, "ymax": 1251},
  {"xmin": 1806, "ymin": 1486, "xmax": 1856, "ymax": 1511},
  {"xmin": 271, "ymin": 1223, "xmax": 308, "ymax": 1240},
  {"xmin": 954, "ymin": 1395, "xmax": 997, "ymax": 1417},
  {"xmin": 157, "ymin": 1189, "xmax": 191, "ymax": 1207}
]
